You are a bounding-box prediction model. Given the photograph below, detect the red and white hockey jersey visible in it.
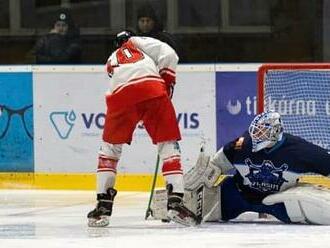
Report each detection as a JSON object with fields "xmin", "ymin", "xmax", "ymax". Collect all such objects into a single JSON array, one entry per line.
[{"xmin": 105, "ymin": 36, "xmax": 179, "ymax": 109}]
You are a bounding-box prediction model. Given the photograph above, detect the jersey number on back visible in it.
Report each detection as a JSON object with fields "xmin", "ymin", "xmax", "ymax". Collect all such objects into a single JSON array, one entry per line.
[{"xmin": 116, "ymin": 43, "xmax": 144, "ymax": 64}]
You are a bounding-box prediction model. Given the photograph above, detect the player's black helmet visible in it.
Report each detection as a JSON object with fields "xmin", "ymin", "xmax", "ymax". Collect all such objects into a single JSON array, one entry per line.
[{"xmin": 114, "ymin": 30, "xmax": 135, "ymax": 48}]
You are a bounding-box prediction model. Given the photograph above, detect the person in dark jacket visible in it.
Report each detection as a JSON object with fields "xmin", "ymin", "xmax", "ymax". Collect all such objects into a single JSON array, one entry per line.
[
  {"xmin": 136, "ymin": 4, "xmax": 182, "ymax": 58},
  {"xmin": 34, "ymin": 9, "xmax": 81, "ymax": 64}
]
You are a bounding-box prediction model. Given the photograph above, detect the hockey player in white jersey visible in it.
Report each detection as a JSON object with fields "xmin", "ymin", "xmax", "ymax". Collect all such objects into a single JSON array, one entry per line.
[
  {"xmin": 87, "ymin": 31, "xmax": 200, "ymax": 227},
  {"xmin": 152, "ymin": 111, "xmax": 330, "ymax": 225}
]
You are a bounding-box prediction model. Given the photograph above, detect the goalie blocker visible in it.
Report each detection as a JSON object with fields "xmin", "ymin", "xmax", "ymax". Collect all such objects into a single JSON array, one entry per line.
[{"xmin": 151, "ymin": 150, "xmax": 330, "ymax": 225}]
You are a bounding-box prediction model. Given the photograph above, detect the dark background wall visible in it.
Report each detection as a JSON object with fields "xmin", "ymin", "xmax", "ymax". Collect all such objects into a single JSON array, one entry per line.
[{"xmin": 0, "ymin": 0, "xmax": 325, "ymax": 64}]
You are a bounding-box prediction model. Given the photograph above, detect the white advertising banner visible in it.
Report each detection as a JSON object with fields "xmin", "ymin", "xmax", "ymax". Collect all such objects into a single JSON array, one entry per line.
[{"xmin": 34, "ymin": 69, "xmax": 216, "ymax": 173}]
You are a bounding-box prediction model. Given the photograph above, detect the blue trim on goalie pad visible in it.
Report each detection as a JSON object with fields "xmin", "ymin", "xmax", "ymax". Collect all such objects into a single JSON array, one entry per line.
[{"xmin": 221, "ymin": 177, "xmax": 291, "ymax": 223}]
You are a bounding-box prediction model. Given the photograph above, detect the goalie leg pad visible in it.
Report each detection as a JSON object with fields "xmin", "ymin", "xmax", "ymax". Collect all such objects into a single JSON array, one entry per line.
[
  {"xmin": 151, "ymin": 185, "xmax": 222, "ymax": 222},
  {"xmin": 263, "ymin": 184, "xmax": 330, "ymax": 225},
  {"xmin": 184, "ymin": 185, "xmax": 221, "ymax": 222},
  {"xmin": 150, "ymin": 189, "xmax": 168, "ymax": 220}
]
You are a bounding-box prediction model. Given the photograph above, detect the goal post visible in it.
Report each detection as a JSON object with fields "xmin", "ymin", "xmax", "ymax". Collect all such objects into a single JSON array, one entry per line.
[{"xmin": 257, "ymin": 63, "xmax": 330, "ymax": 150}]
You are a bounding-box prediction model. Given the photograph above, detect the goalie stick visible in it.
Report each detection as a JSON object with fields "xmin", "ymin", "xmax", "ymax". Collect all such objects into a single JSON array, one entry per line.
[{"xmin": 145, "ymin": 155, "xmax": 160, "ymax": 220}]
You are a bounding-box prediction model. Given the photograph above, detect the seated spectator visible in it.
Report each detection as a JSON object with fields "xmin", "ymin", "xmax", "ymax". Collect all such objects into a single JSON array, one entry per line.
[{"xmin": 34, "ymin": 9, "xmax": 81, "ymax": 64}]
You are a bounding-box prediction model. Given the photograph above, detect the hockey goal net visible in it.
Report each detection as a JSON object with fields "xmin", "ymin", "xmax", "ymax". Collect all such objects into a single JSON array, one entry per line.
[{"xmin": 257, "ymin": 63, "xmax": 330, "ymax": 151}]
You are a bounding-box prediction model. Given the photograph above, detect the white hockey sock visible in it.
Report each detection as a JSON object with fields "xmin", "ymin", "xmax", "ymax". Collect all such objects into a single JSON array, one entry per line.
[
  {"xmin": 96, "ymin": 155, "xmax": 118, "ymax": 194},
  {"xmin": 97, "ymin": 171, "xmax": 116, "ymax": 194},
  {"xmin": 165, "ymin": 174, "xmax": 184, "ymax": 193},
  {"xmin": 158, "ymin": 141, "xmax": 184, "ymax": 193}
]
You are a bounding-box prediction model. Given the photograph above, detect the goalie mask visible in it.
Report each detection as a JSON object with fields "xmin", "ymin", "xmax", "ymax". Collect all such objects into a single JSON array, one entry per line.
[{"xmin": 248, "ymin": 111, "xmax": 283, "ymax": 152}]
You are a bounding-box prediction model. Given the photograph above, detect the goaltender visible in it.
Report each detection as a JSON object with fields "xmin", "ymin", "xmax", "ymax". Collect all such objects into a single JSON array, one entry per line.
[{"xmin": 153, "ymin": 111, "xmax": 330, "ymax": 225}]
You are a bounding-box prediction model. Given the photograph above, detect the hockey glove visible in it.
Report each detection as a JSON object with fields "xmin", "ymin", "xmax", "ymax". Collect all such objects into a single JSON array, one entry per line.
[
  {"xmin": 167, "ymin": 84, "xmax": 175, "ymax": 99},
  {"xmin": 106, "ymin": 60, "xmax": 119, "ymax": 78},
  {"xmin": 160, "ymin": 68, "xmax": 176, "ymax": 98}
]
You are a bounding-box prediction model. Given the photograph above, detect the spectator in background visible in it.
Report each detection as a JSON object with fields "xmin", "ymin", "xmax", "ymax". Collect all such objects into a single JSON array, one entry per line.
[
  {"xmin": 34, "ymin": 9, "xmax": 81, "ymax": 64},
  {"xmin": 136, "ymin": 4, "xmax": 182, "ymax": 58}
]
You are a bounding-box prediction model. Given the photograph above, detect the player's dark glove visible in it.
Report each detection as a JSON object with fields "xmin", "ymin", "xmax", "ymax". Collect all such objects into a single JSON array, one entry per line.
[{"xmin": 106, "ymin": 60, "xmax": 119, "ymax": 78}]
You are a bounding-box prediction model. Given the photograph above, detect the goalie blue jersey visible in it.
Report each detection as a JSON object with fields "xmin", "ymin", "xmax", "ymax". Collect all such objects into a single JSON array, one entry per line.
[{"xmin": 222, "ymin": 131, "xmax": 330, "ymax": 203}]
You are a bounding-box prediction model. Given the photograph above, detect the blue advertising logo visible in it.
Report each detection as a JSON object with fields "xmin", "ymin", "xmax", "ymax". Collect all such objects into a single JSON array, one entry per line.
[
  {"xmin": 226, "ymin": 100, "xmax": 242, "ymax": 115},
  {"xmin": 0, "ymin": 104, "xmax": 33, "ymax": 140},
  {"xmin": 0, "ymin": 72, "xmax": 34, "ymax": 172},
  {"xmin": 49, "ymin": 110, "xmax": 200, "ymax": 139},
  {"xmin": 81, "ymin": 112, "xmax": 105, "ymax": 129},
  {"xmin": 216, "ymin": 72, "xmax": 257, "ymax": 149},
  {"xmin": 177, "ymin": 112, "xmax": 199, "ymax": 129},
  {"xmin": 50, "ymin": 110, "xmax": 76, "ymax": 139},
  {"xmin": 245, "ymin": 158, "xmax": 288, "ymax": 193}
]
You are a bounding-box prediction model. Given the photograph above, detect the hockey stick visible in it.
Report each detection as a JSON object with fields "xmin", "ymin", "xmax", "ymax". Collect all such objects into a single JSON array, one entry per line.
[
  {"xmin": 144, "ymin": 83, "xmax": 176, "ymax": 220},
  {"xmin": 145, "ymin": 155, "xmax": 161, "ymax": 220}
]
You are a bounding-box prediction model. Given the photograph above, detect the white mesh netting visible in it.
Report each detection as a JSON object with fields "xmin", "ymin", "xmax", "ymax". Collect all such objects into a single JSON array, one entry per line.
[{"xmin": 263, "ymin": 70, "xmax": 330, "ymax": 150}]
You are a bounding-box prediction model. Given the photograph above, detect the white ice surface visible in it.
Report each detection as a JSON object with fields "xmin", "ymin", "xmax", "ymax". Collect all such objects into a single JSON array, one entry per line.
[{"xmin": 0, "ymin": 190, "xmax": 330, "ymax": 248}]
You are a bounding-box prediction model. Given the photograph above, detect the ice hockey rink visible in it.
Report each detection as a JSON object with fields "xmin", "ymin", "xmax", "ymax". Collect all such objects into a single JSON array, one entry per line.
[{"xmin": 1, "ymin": 190, "xmax": 330, "ymax": 248}]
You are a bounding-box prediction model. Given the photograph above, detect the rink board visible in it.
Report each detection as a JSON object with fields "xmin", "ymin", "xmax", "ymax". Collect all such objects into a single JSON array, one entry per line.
[
  {"xmin": 0, "ymin": 71, "xmax": 34, "ymax": 172},
  {"xmin": 0, "ymin": 173, "xmax": 165, "ymax": 191},
  {"xmin": 0, "ymin": 65, "xmax": 220, "ymax": 190},
  {"xmin": 1, "ymin": 173, "xmax": 329, "ymax": 191},
  {"xmin": 33, "ymin": 67, "xmax": 216, "ymax": 174},
  {"xmin": 2, "ymin": 64, "xmax": 329, "ymax": 190}
]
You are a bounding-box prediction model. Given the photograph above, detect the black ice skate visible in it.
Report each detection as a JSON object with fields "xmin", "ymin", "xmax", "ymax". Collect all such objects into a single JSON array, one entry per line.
[
  {"xmin": 87, "ymin": 188, "xmax": 117, "ymax": 227},
  {"xmin": 167, "ymin": 185, "xmax": 201, "ymax": 226}
]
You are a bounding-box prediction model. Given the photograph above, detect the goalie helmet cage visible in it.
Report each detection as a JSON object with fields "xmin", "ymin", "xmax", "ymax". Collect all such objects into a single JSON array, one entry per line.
[{"xmin": 257, "ymin": 63, "xmax": 330, "ymax": 150}]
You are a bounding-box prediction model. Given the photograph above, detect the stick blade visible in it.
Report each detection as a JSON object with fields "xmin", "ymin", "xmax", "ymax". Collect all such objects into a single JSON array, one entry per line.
[{"xmin": 145, "ymin": 209, "xmax": 153, "ymax": 220}]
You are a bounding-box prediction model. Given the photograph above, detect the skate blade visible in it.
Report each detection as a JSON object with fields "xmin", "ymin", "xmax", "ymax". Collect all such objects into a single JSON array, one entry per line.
[
  {"xmin": 167, "ymin": 210, "xmax": 198, "ymax": 227},
  {"xmin": 88, "ymin": 216, "xmax": 109, "ymax": 227}
]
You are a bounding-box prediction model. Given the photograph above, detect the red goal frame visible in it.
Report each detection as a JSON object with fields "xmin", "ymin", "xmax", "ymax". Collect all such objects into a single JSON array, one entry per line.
[{"xmin": 257, "ymin": 63, "xmax": 330, "ymax": 113}]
